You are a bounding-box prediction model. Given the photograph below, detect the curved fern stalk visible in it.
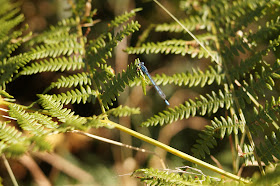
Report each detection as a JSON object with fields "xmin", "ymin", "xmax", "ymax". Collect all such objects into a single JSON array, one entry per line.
[
  {"xmin": 101, "ymin": 63, "xmax": 138, "ymax": 109},
  {"xmin": 125, "ymin": 39, "xmax": 217, "ymax": 60},
  {"xmin": 44, "ymin": 72, "xmax": 92, "ymax": 93},
  {"xmin": 142, "ymin": 89, "xmax": 233, "ymax": 127},
  {"xmin": 106, "ymin": 105, "xmax": 140, "ymax": 117},
  {"xmin": 0, "ymin": 122, "xmax": 29, "ymax": 157},
  {"xmin": 191, "ymin": 114, "xmax": 245, "ymax": 159},
  {"xmin": 46, "ymin": 85, "xmax": 98, "ymax": 105},
  {"xmin": 19, "ymin": 56, "xmax": 84, "ymax": 75},
  {"xmin": 37, "ymin": 94, "xmax": 87, "ymax": 130}
]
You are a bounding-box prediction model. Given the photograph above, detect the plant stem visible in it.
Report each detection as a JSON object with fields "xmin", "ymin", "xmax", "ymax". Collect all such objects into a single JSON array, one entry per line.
[
  {"xmin": 102, "ymin": 119, "xmax": 251, "ymax": 184},
  {"xmin": 2, "ymin": 154, "xmax": 19, "ymax": 186}
]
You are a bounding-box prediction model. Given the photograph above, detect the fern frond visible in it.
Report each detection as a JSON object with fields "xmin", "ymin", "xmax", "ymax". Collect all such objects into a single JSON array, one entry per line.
[
  {"xmin": 19, "ymin": 56, "xmax": 84, "ymax": 75},
  {"xmin": 247, "ymin": 96, "xmax": 280, "ymax": 135},
  {"xmin": 142, "ymin": 90, "xmax": 233, "ymax": 127},
  {"xmin": 154, "ymin": 66, "xmax": 224, "ymax": 87},
  {"xmin": 0, "ymin": 13, "xmax": 24, "ymax": 38},
  {"xmin": 125, "ymin": 39, "xmax": 217, "ymax": 60},
  {"xmin": 242, "ymin": 143, "xmax": 255, "ymax": 166},
  {"xmin": 37, "ymin": 94, "xmax": 87, "ymax": 130},
  {"xmin": 29, "ymin": 40, "xmax": 83, "ymax": 60},
  {"xmin": 0, "ymin": 122, "xmax": 29, "ymax": 156},
  {"xmin": 48, "ymin": 85, "xmax": 98, "ymax": 105},
  {"xmin": 132, "ymin": 168, "xmax": 216, "ymax": 185},
  {"xmin": 211, "ymin": 0, "xmax": 271, "ymax": 37},
  {"xmin": 154, "ymin": 15, "xmax": 212, "ymax": 33},
  {"xmin": 44, "ymin": 72, "xmax": 92, "ymax": 93},
  {"xmin": 257, "ymin": 131, "xmax": 280, "ymax": 165},
  {"xmin": 0, "ymin": 122, "xmax": 27, "ymax": 144},
  {"xmin": 211, "ymin": 115, "xmax": 245, "ymax": 139},
  {"xmin": 29, "ymin": 112, "xmax": 58, "ymax": 129},
  {"xmin": 191, "ymin": 130, "xmax": 217, "ymax": 159},
  {"xmin": 92, "ymin": 64, "xmax": 115, "ymax": 89},
  {"xmin": 86, "ymin": 20, "xmax": 140, "ymax": 67},
  {"xmin": 101, "ymin": 63, "xmax": 138, "ymax": 109},
  {"xmin": 27, "ymin": 17, "xmax": 80, "ymax": 46},
  {"xmin": 107, "ymin": 105, "xmax": 140, "ymax": 117},
  {"xmin": 108, "ymin": 8, "xmax": 142, "ymax": 29},
  {"xmin": 248, "ymin": 16, "xmax": 280, "ymax": 43},
  {"xmin": 0, "ymin": 53, "xmax": 32, "ymax": 88},
  {"xmin": 8, "ymin": 104, "xmax": 48, "ymax": 135}
]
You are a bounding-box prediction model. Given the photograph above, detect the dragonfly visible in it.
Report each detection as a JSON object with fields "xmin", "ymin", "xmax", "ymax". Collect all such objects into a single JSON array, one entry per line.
[{"xmin": 137, "ymin": 62, "xmax": 170, "ymax": 106}]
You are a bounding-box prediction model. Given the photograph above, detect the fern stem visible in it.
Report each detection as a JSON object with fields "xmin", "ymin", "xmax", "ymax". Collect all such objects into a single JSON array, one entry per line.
[
  {"xmin": 2, "ymin": 154, "xmax": 19, "ymax": 186},
  {"xmin": 102, "ymin": 119, "xmax": 251, "ymax": 183}
]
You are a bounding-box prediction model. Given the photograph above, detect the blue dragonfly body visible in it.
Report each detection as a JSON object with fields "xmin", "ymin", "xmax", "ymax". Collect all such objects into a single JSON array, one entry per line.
[{"xmin": 138, "ymin": 62, "xmax": 170, "ymax": 106}]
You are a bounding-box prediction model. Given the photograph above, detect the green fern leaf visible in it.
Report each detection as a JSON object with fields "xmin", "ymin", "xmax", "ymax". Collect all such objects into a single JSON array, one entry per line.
[
  {"xmin": 132, "ymin": 168, "xmax": 217, "ymax": 185},
  {"xmin": 242, "ymin": 143, "xmax": 255, "ymax": 166},
  {"xmin": 8, "ymin": 104, "xmax": 48, "ymax": 135},
  {"xmin": 107, "ymin": 105, "xmax": 140, "ymax": 117},
  {"xmin": 101, "ymin": 63, "xmax": 138, "ymax": 109},
  {"xmin": 142, "ymin": 90, "xmax": 233, "ymax": 127},
  {"xmin": 191, "ymin": 130, "xmax": 217, "ymax": 159},
  {"xmin": 154, "ymin": 15, "xmax": 212, "ymax": 33},
  {"xmin": 211, "ymin": 115, "xmax": 245, "ymax": 139},
  {"xmin": 0, "ymin": 53, "xmax": 32, "ymax": 88},
  {"xmin": 29, "ymin": 112, "xmax": 58, "ymax": 129},
  {"xmin": 37, "ymin": 94, "xmax": 87, "ymax": 130},
  {"xmin": 125, "ymin": 39, "xmax": 217, "ymax": 60},
  {"xmin": 86, "ymin": 20, "xmax": 140, "ymax": 67},
  {"xmin": 19, "ymin": 56, "xmax": 84, "ymax": 75},
  {"xmin": 48, "ymin": 85, "xmax": 98, "ymax": 105},
  {"xmin": 44, "ymin": 72, "xmax": 92, "ymax": 93},
  {"xmin": 154, "ymin": 66, "xmax": 224, "ymax": 87},
  {"xmin": 29, "ymin": 40, "xmax": 83, "ymax": 60},
  {"xmin": 27, "ymin": 17, "xmax": 80, "ymax": 46},
  {"xmin": 108, "ymin": 8, "xmax": 142, "ymax": 29},
  {"xmin": 257, "ymin": 131, "xmax": 280, "ymax": 165}
]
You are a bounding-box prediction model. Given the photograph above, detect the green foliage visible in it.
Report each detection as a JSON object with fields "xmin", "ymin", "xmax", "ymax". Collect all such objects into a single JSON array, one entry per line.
[
  {"xmin": 142, "ymin": 90, "xmax": 232, "ymax": 127},
  {"xmin": 0, "ymin": 121, "xmax": 29, "ymax": 157},
  {"xmin": 132, "ymin": 167, "xmax": 219, "ymax": 185},
  {"xmin": 0, "ymin": 0, "xmax": 142, "ymax": 160},
  {"xmin": 251, "ymin": 166, "xmax": 280, "ymax": 185},
  {"xmin": 1, "ymin": 0, "xmax": 280, "ymax": 184},
  {"xmin": 101, "ymin": 63, "xmax": 138, "ymax": 109},
  {"xmin": 107, "ymin": 105, "xmax": 140, "ymax": 117}
]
